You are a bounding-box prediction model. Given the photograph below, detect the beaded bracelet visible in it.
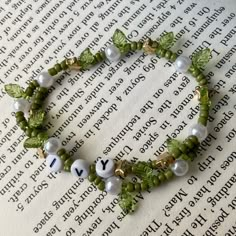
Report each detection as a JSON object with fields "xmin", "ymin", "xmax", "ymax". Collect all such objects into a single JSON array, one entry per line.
[{"xmin": 4, "ymin": 29, "xmax": 211, "ymax": 214}]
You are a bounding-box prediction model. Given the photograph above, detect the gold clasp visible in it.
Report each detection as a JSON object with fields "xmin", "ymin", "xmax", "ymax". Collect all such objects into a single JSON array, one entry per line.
[{"xmin": 115, "ymin": 160, "xmax": 131, "ymax": 178}]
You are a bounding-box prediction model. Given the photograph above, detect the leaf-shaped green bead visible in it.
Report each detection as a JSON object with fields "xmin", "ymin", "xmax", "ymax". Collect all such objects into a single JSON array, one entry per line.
[
  {"xmin": 28, "ymin": 110, "xmax": 46, "ymax": 128},
  {"xmin": 159, "ymin": 32, "xmax": 174, "ymax": 49},
  {"xmin": 79, "ymin": 48, "xmax": 95, "ymax": 70},
  {"xmin": 24, "ymin": 137, "xmax": 43, "ymax": 148},
  {"xmin": 112, "ymin": 29, "xmax": 128, "ymax": 48},
  {"xmin": 5, "ymin": 84, "xmax": 24, "ymax": 98},
  {"xmin": 192, "ymin": 48, "xmax": 211, "ymax": 69}
]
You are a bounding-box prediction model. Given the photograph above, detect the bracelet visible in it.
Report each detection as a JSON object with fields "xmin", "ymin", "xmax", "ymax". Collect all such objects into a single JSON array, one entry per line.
[{"xmin": 5, "ymin": 29, "xmax": 211, "ymax": 214}]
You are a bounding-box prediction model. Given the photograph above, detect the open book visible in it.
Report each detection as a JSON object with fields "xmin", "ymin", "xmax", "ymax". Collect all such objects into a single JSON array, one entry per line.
[{"xmin": 0, "ymin": 0, "xmax": 236, "ymax": 235}]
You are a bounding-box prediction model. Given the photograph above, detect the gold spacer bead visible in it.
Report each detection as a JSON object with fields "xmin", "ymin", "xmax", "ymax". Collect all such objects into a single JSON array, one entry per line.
[
  {"xmin": 37, "ymin": 148, "xmax": 47, "ymax": 159},
  {"xmin": 65, "ymin": 57, "xmax": 81, "ymax": 70},
  {"xmin": 153, "ymin": 152, "xmax": 175, "ymax": 169},
  {"xmin": 142, "ymin": 39, "xmax": 156, "ymax": 54},
  {"xmin": 115, "ymin": 160, "xmax": 131, "ymax": 178}
]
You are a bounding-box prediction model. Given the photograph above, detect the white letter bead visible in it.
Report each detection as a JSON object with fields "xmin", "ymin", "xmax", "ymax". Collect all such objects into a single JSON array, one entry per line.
[
  {"xmin": 36, "ymin": 71, "xmax": 54, "ymax": 88},
  {"xmin": 96, "ymin": 158, "xmax": 115, "ymax": 178},
  {"xmin": 46, "ymin": 154, "xmax": 63, "ymax": 172},
  {"xmin": 174, "ymin": 55, "xmax": 191, "ymax": 73},
  {"xmin": 105, "ymin": 45, "xmax": 121, "ymax": 62},
  {"xmin": 71, "ymin": 159, "xmax": 90, "ymax": 178}
]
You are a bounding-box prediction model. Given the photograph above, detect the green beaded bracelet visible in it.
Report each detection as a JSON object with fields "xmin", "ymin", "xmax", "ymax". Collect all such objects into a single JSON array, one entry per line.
[{"xmin": 4, "ymin": 29, "xmax": 211, "ymax": 214}]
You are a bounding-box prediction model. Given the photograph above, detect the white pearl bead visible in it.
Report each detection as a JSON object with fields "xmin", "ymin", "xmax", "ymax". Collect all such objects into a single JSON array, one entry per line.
[
  {"xmin": 13, "ymin": 99, "xmax": 30, "ymax": 113},
  {"xmin": 174, "ymin": 55, "xmax": 191, "ymax": 73},
  {"xmin": 105, "ymin": 176, "xmax": 122, "ymax": 195},
  {"xmin": 105, "ymin": 45, "xmax": 121, "ymax": 62},
  {"xmin": 96, "ymin": 158, "xmax": 115, "ymax": 178},
  {"xmin": 46, "ymin": 154, "xmax": 63, "ymax": 172},
  {"xmin": 171, "ymin": 159, "xmax": 189, "ymax": 176},
  {"xmin": 71, "ymin": 159, "xmax": 90, "ymax": 178},
  {"xmin": 44, "ymin": 137, "xmax": 61, "ymax": 154},
  {"xmin": 189, "ymin": 123, "xmax": 208, "ymax": 142},
  {"xmin": 36, "ymin": 71, "xmax": 54, "ymax": 88}
]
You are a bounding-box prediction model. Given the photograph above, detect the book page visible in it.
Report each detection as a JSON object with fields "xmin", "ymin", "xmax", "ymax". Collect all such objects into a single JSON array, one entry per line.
[{"xmin": 0, "ymin": 0, "xmax": 236, "ymax": 235}]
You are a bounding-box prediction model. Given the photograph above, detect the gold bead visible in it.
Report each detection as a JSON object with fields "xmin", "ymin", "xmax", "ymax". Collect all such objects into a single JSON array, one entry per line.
[
  {"xmin": 153, "ymin": 152, "xmax": 174, "ymax": 169},
  {"xmin": 65, "ymin": 57, "xmax": 81, "ymax": 70},
  {"xmin": 37, "ymin": 148, "xmax": 46, "ymax": 159},
  {"xmin": 115, "ymin": 160, "xmax": 131, "ymax": 178},
  {"xmin": 142, "ymin": 39, "xmax": 156, "ymax": 54}
]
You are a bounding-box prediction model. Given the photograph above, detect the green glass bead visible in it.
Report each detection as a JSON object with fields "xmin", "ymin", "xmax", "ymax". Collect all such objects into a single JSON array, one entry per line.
[
  {"xmin": 64, "ymin": 158, "xmax": 73, "ymax": 168},
  {"xmin": 187, "ymin": 151, "xmax": 196, "ymax": 161},
  {"xmin": 134, "ymin": 183, "xmax": 141, "ymax": 192},
  {"xmin": 48, "ymin": 68, "xmax": 57, "ymax": 76},
  {"xmin": 196, "ymin": 73, "xmax": 205, "ymax": 82},
  {"xmin": 124, "ymin": 43, "xmax": 131, "ymax": 52},
  {"xmin": 33, "ymin": 98, "xmax": 43, "ymax": 105},
  {"xmin": 158, "ymin": 172, "xmax": 166, "ymax": 183},
  {"xmin": 64, "ymin": 165, "xmax": 71, "ymax": 172},
  {"xmin": 180, "ymin": 153, "xmax": 190, "ymax": 161},
  {"xmin": 127, "ymin": 182, "xmax": 134, "ymax": 192},
  {"xmin": 88, "ymin": 173, "xmax": 96, "ymax": 182},
  {"xmin": 131, "ymin": 42, "xmax": 137, "ymax": 51},
  {"xmin": 184, "ymin": 139, "xmax": 194, "ymax": 149},
  {"xmin": 31, "ymin": 103, "xmax": 41, "ymax": 110},
  {"xmin": 38, "ymin": 87, "xmax": 48, "ymax": 94},
  {"xmin": 200, "ymin": 110, "xmax": 209, "ymax": 118},
  {"xmin": 28, "ymin": 82, "xmax": 36, "ymax": 89},
  {"xmin": 16, "ymin": 115, "xmax": 25, "ymax": 123},
  {"xmin": 198, "ymin": 117, "xmax": 207, "ymax": 126},
  {"xmin": 137, "ymin": 41, "xmax": 143, "ymax": 50},
  {"xmin": 94, "ymin": 176, "xmax": 102, "ymax": 185},
  {"xmin": 99, "ymin": 51, "xmax": 106, "ymax": 60},
  {"xmin": 152, "ymin": 175, "xmax": 160, "ymax": 186},
  {"xmin": 141, "ymin": 181, "xmax": 148, "ymax": 191},
  {"xmin": 164, "ymin": 170, "xmax": 173, "ymax": 180},
  {"xmin": 25, "ymin": 128, "xmax": 32, "ymax": 137},
  {"xmin": 15, "ymin": 111, "xmax": 24, "ymax": 117},
  {"xmin": 37, "ymin": 132, "xmax": 48, "ymax": 140},
  {"xmin": 170, "ymin": 52, "xmax": 177, "ymax": 62},
  {"xmin": 54, "ymin": 63, "xmax": 62, "ymax": 73},
  {"xmin": 25, "ymin": 87, "xmax": 34, "ymax": 96},
  {"xmin": 31, "ymin": 129, "xmax": 40, "ymax": 137},
  {"xmin": 170, "ymin": 147, "xmax": 181, "ymax": 158},
  {"xmin": 199, "ymin": 78, "xmax": 208, "ymax": 86},
  {"xmin": 35, "ymin": 92, "xmax": 45, "ymax": 100},
  {"xmin": 97, "ymin": 181, "xmax": 105, "ymax": 191},
  {"xmin": 178, "ymin": 143, "xmax": 188, "ymax": 154},
  {"xmin": 89, "ymin": 164, "xmax": 96, "ymax": 173},
  {"xmin": 57, "ymin": 148, "xmax": 66, "ymax": 156},
  {"xmin": 32, "ymin": 80, "xmax": 39, "ymax": 87},
  {"xmin": 200, "ymin": 104, "xmax": 209, "ymax": 111},
  {"xmin": 165, "ymin": 50, "xmax": 172, "ymax": 60},
  {"xmin": 192, "ymin": 68, "xmax": 201, "ymax": 77},
  {"xmin": 61, "ymin": 153, "xmax": 70, "ymax": 162},
  {"xmin": 188, "ymin": 135, "xmax": 199, "ymax": 146},
  {"xmin": 60, "ymin": 60, "xmax": 69, "ymax": 70},
  {"xmin": 95, "ymin": 52, "xmax": 103, "ymax": 62},
  {"xmin": 19, "ymin": 120, "xmax": 28, "ymax": 130}
]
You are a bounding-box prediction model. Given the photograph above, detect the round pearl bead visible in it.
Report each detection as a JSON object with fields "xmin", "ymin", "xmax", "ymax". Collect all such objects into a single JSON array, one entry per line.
[
  {"xmin": 174, "ymin": 55, "xmax": 191, "ymax": 73},
  {"xmin": 46, "ymin": 154, "xmax": 63, "ymax": 172},
  {"xmin": 105, "ymin": 176, "xmax": 122, "ymax": 195},
  {"xmin": 44, "ymin": 137, "xmax": 61, "ymax": 154},
  {"xmin": 189, "ymin": 123, "xmax": 208, "ymax": 142},
  {"xmin": 36, "ymin": 71, "xmax": 54, "ymax": 88},
  {"xmin": 105, "ymin": 45, "xmax": 121, "ymax": 62},
  {"xmin": 171, "ymin": 159, "xmax": 189, "ymax": 176},
  {"xmin": 71, "ymin": 159, "xmax": 90, "ymax": 178},
  {"xmin": 13, "ymin": 99, "xmax": 30, "ymax": 113}
]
